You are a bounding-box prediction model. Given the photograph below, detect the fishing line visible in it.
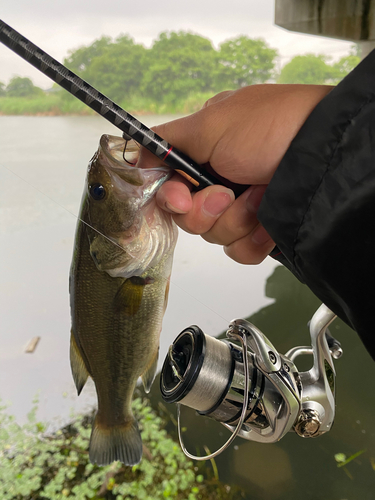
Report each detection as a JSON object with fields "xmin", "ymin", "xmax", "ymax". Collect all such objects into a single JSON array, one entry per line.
[
  {"xmin": 0, "ymin": 161, "xmax": 126, "ymax": 254},
  {"xmin": 0, "ymin": 161, "xmax": 231, "ymax": 324}
]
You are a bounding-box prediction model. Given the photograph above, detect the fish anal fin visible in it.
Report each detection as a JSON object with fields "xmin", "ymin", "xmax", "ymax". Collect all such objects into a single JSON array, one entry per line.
[
  {"xmin": 70, "ymin": 332, "xmax": 90, "ymax": 396},
  {"xmin": 141, "ymin": 348, "xmax": 159, "ymax": 394},
  {"xmin": 89, "ymin": 416, "xmax": 143, "ymax": 466},
  {"xmin": 114, "ymin": 276, "xmax": 154, "ymax": 316}
]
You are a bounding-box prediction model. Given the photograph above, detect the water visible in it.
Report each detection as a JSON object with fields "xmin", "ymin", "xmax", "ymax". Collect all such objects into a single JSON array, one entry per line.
[
  {"xmin": 0, "ymin": 115, "xmax": 278, "ymax": 423},
  {"xmin": 1, "ymin": 116, "xmax": 374, "ymax": 499}
]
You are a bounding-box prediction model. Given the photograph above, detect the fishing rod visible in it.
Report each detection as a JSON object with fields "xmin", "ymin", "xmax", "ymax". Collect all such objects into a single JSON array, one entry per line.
[{"xmin": 0, "ymin": 19, "xmax": 232, "ymax": 193}]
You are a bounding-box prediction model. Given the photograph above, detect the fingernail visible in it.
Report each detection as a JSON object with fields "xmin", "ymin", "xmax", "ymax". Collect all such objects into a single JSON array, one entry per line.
[
  {"xmin": 246, "ymin": 185, "xmax": 267, "ymax": 214},
  {"xmin": 252, "ymin": 225, "xmax": 272, "ymax": 245},
  {"xmin": 202, "ymin": 190, "xmax": 233, "ymax": 217}
]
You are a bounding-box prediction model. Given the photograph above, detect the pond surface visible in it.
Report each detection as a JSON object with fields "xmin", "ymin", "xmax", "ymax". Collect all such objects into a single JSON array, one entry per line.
[
  {"xmin": 1, "ymin": 115, "xmax": 374, "ymax": 499},
  {"xmin": 0, "ymin": 115, "xmax": 277, "ymax": 422}
]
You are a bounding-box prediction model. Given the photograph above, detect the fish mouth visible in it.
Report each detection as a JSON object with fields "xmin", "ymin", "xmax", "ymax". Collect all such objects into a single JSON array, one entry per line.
[
  {"xmin": 98, "ymin": 134, "xmax": 172, "ymax": 205},
  {"xmin": 100, "ymin": 135, "xmax": 140, "ymax": 170}
]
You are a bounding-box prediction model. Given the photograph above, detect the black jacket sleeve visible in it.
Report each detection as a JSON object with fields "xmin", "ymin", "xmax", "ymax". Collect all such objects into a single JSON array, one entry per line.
[{"xmin": 258, "ymin": 50, "xmax": 375, "ymax": 360}]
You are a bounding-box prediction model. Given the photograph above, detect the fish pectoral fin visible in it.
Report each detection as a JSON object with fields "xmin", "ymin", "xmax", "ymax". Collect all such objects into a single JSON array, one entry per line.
[
  {"xmin": 70, "ymin": 332, "xmax": 90, "ymax": 396},
  {"xmin": 89, "ymin": 416, "xmax": 143, "ymax": 466},
  {"xmin": 114, "ymin": 276, "xmax": 154, "ymax": 316},
  {"xmin": 141, "ymin": 347, "xmax": 159, "ymax": 394}
]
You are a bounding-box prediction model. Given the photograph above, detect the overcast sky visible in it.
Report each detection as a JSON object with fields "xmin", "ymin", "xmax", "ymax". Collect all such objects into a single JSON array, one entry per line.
[{"xmin": 0, "ymin": 0, "xmax": 353, "ymax": 88}]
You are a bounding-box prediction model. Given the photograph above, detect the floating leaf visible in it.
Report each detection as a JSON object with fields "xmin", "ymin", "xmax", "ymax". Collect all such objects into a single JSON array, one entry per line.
[
  {"xmin": 336, "ymin": 449, "xmax": 366, "ymax": 468},
  {"xmin": 334, "ymin": 453, "xmax": 346, "ymax": 463}
]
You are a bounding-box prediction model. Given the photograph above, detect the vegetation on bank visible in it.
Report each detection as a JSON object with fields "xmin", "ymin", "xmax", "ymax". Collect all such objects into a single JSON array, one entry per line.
[
  {"xmin": 0, "ymin": 90, "xmax": 217, "ymax": 116},
  {"xmin": 0, "ymin": 31, "xmax": 360, "ymax": 116},
  {"xmin": 0, "ymin": 396, "xmax": 244, "ymax": 500}
]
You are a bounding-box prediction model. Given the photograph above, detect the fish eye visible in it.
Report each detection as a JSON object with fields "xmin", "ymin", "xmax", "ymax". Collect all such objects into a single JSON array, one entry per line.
[{"xmin": 89, "ymin": 183, "xmax": 106, "ymax": 201}]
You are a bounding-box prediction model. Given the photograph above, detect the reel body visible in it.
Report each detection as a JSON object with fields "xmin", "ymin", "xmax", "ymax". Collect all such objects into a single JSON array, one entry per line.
[{"xmin": 160, "ymin": 304, "xmax": 342, "ymax": 459}]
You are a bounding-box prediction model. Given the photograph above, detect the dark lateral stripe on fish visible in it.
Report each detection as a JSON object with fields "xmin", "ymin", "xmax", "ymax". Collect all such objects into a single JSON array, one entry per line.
[{"xmin": 130, "ymin": 276, "xmax": 155, "ymax": 286}]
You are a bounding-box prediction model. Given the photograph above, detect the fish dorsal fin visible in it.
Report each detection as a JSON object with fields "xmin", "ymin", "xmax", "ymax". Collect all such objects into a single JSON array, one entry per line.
[
  {"xmin": 141, "ymin": 347, "xmax": 159, "ymax": 393},
  {"xmin": 114, "ymin": 276, "xmax": 154, "ymax": 316},
  {"xmin": 70, "ymin": 332, "xmax": 90, "ymax": 396}
]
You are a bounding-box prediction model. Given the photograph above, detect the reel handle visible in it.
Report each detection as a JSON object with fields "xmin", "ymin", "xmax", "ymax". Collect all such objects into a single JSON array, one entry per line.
[{"xmin": 292, "ymin": 304, "xmax": 337, "ymax": 437}]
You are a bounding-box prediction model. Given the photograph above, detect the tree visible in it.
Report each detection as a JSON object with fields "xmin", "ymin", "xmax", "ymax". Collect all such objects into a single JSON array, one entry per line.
[
  {"xmin": 278, "ymin": 54, "xmax": 334, "ymax": 84},
  {"xmin": 141, "ymin": 31, "xmax": 219, "ymax": 103},
  {"xmin": 64, "ymin": 35, "xmax": 147, "ymax": 103},
  {"xmin": 0, "ymin": 81, "xmax": 6, "ymax": 97},
  {"xmin": 64, "ymin": 36, "xmax": 111, "ymax": 73},
  {"xmin": 331, "ymin": 48, "xmax": 360, "ymax": 84},
  {"xmin": 6, "ymin": 77, "xmax": 43, "ymax": 97},
  {"xmin": 81, "ymin": 35, "xmax": 147, "ymax": 103},
  {"xmin": 217, "ymin": 36, "xmax": 278, "ymax": 88}
]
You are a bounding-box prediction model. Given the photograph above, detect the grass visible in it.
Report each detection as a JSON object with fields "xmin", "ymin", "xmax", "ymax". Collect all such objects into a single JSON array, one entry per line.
[
  {"xmin": 0, "ymin": 94, "xmax": 92, "ymax": 116},
  {"xmin": 0, "ymin": 395, "xmax": 245, "ymax": 500}
]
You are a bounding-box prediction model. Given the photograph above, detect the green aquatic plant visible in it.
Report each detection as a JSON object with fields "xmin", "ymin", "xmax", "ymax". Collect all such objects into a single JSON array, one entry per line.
[
  {"xmin": 334, "ymin": 449, "xmax": 368, "ymax": 480},
  {"xmin": 0, "ymin": 397, "xmax": 241, "ymax": 500},
  {"xmin": 334, "ymin": 449, "xmax": 366, "ymax": 468}
]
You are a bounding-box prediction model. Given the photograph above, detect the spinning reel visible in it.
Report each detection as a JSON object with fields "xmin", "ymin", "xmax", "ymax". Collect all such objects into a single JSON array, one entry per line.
[{"xmin": 160, "ymin": 304, "xmax": 342, "ymax": 460}]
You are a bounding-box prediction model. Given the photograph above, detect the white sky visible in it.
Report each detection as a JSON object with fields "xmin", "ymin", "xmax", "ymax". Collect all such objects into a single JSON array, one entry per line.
[{"xmin": 0, "ymin": 0, "xmax": 354, "ymax": 89}]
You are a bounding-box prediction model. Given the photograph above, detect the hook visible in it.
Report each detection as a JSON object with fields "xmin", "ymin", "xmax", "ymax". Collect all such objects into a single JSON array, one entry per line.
[{"xmin": 122, "ymin": 132, "xmax": 139, "ymax": 166}]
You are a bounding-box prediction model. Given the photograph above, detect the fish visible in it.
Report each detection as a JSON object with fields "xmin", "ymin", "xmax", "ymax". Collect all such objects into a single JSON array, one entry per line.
[{"xmin": 69, "ymin": 134, "xmax": 178, "ymax": 466}]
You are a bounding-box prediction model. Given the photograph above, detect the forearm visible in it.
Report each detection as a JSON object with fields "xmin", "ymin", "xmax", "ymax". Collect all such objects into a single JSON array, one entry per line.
[{"xmin": 259, "ymin": 50, "xmax": 375, "ymax": 359}]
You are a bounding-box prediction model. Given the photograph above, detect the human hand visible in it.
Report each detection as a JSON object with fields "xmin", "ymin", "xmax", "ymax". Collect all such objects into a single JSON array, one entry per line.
[{"xmin": 137, "ymin": 84, "xmax": 332, "ymax": 264}]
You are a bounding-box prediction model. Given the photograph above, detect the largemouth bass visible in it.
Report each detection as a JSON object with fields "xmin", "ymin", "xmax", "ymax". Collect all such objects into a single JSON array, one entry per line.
[{"xmin": 69, "ymin": 135, "xmax": 178, "ymax": 466}]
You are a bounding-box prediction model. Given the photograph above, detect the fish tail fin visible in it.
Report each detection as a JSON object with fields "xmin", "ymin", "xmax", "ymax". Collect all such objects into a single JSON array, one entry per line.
[
  {"xmin": 70, "ymin": 331, "xmax": 89, "ymax": 395},
  {"xmin": 89, "ymin": 415, "xmax": 143, "ymax": 466}
]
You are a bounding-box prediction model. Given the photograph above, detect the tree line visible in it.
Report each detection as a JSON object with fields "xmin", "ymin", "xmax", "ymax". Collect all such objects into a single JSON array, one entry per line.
[
  {"xmin": 0, "ymin": 76, "xmax": 44, "ymax": 97},
  {"xmin": 0, "ymin": 31, "xmax": 360, "ymax": 113},
  {"xmin": 62, "ymin": 31, "xmax": 278, "ymax": 105}
]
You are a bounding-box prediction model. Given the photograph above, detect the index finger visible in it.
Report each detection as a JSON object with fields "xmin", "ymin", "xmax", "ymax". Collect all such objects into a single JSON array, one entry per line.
[{"xmin": 136, "ymin": 109, "xmax": 224, "ymax": 170}]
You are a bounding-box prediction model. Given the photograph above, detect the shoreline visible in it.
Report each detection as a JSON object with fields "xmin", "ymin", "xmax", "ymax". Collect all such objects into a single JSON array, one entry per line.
[
  {"xmin": 0, "ymin": 93, "xmax": 211, "ymax": 117},
  {"xmin": 0, "ymin": 109, "xmax": 162, "ymax": 117}
]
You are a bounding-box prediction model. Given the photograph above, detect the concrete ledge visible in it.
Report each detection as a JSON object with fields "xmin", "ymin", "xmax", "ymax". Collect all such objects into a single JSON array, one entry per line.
[{"xmin": 275, "ymin": 0, "xmax": 375, "ymax": 41}]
